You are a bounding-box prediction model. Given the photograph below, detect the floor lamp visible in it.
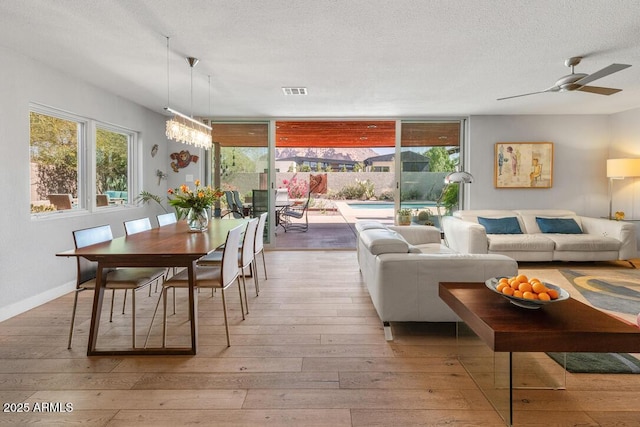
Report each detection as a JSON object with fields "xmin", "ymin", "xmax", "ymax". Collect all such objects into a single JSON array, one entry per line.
[
  {"xmin": 437, "ymin": 171, "xmax": 474, "ymax": 241},
  {"xmin": 606, "ymin": 158, "xmax": 640, "ymax": 220}
]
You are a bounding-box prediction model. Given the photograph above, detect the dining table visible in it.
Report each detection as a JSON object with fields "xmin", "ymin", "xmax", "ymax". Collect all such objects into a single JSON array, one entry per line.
[{"xmin": 56, "ymin": 218, "xmax": 248, "ymax": 356}]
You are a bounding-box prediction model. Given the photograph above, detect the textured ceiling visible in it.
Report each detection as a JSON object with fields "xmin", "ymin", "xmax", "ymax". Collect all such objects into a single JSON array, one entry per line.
[{"xmin": 1, "ymin": 0, "xmax": 639, "ymax": 119}]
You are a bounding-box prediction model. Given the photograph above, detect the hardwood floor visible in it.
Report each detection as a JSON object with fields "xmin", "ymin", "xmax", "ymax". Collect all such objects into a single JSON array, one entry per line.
[{"xmin": 1, "ymin": 251, "xmax": 638, "ymax": 426}]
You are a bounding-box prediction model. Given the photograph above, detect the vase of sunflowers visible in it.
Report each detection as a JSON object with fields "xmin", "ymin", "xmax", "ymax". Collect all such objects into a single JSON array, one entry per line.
[{"xmin": 167, "ymin": 180, "xmax": 224, "ymax": 232}]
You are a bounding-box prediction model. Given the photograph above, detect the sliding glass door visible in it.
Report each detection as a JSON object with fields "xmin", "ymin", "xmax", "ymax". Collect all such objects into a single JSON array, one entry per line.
[{"xmin": 398, "ymin": 120, "xmax": 463, "ymax": 227}]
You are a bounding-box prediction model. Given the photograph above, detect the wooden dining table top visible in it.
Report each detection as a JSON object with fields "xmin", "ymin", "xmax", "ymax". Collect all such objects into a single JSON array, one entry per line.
[{"xmin": 57, "ymin": 218, "xmax": 248, "ymax": 262}]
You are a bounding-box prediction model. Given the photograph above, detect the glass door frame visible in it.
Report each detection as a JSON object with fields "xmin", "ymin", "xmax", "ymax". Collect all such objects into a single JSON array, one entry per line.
[{"xmin": 394, "ymin": 118, "xmax": 468, "ymax": 223}]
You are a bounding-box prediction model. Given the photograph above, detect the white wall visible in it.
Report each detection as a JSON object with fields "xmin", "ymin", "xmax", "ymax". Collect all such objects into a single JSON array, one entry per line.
[
  {"xmin": 608, "ymin": 108, "xmax": 640, "ymax": 220},
  {"xmin": 466, "ymin": 115, "xmax": 610, "ymax": 217},
  {"xmin": 0, "ymin": 46, "xmax": 186, "ymax": 321}
]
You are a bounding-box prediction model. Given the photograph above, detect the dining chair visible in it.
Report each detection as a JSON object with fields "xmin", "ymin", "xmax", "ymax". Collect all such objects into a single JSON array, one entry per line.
[
  {"xmin": 198, "ymin": 217, "xmax": 258, "ymax": 309},
  {"xmin": 156, "ymin": 211, "xmax": 180, "ymax": 285},
  {"xmin": 68, "ymin": 224, "xmax": 165, "ymax": 349},
  {"xmin": 154, "ymin": 223, "xmax": 245, "ymax": 347},
  {"xmin": 252, "ymin": 212, "xmax": 268, "ymax": 295},
  {"xmin": 157, "ymin": 212, "xmax": 177, "ymax": 227},
  {"xmin": 123, "ymin": 217, "xmax": 167, "ymax": 297}
]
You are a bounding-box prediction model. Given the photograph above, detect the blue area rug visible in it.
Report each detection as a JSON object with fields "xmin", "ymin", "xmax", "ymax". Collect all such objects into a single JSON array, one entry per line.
[{"xmin": 559, "ymin": 269, "xmax": 640, "ymax": 316}]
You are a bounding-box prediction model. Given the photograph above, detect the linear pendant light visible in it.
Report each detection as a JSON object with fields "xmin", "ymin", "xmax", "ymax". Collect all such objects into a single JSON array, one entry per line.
[{"xmin": 164, "ymin": 37, "xmax": 212, "ymax": 150}]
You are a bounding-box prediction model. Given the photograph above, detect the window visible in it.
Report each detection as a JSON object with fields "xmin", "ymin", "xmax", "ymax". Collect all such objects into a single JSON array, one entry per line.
[
  {"xmin": 30, "ymin": 105, "xmax": 136, "ymax": 216},
  {"xmin": 96, "ymin": 127, "xmax": 130, "ymax": 206}
]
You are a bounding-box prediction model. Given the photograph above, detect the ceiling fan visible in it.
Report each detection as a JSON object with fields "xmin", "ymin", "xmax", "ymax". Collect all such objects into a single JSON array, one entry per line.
[{"xmin": 498, "ymin": 57, "xmax": 631, "ymax": 101}]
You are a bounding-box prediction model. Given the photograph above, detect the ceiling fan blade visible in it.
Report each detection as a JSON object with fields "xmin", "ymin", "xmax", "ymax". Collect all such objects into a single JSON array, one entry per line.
[
  {"xmin": 575, "ymin": 63, "xmax": 631, "ymax": 86},
  {"xmin": 497, "ymin": 87, "xmax": 558, "ymax": 101},
  {"xmin": 577, "ymin": 85, "xmax": 622, "ymax": 95}
]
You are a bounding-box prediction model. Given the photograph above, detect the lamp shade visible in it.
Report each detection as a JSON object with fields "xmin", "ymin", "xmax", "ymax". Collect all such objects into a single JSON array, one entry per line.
[
  {"xmin": 607, "ymin": 158, "xmax": 640, "ymax": 178},
  {"xmin": 444, "ymin": 171, "xmax": 474, "ymax": 184}
]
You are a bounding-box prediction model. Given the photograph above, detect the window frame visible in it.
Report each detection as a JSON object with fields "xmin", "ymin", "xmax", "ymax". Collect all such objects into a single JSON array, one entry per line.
[{"xmin": 29, "ymin": 103, "xmax": 139, "ymax": 219}]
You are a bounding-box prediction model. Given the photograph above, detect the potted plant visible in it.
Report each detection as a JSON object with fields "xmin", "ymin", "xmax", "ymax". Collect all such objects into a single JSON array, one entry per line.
[
  {"xmin": 412, "ymin": 208, "xmax": 434, "ymax": 226},
  {"xmin": 397, "ymin": 208, "xmax": 412, "ymax": 226}
]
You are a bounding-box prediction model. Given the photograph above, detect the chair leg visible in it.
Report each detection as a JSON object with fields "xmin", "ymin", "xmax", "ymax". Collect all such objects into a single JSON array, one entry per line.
[
  {"xmin": 122, "ymin": 289, "xmax": 128, "ymax": 315},
  {"xmin": 252, "ymin": 259, "xmax": 260, "ymax": 297},
  {"xmin": 144, "ymin": 290, "xmax": 164, "ymax": 348},
  {"xmin": 162, "ymin": 287, "xmax": 169, "ymax": 348},
  {"xmin": 238, "ymin": 277, "xmax": 246, "ymax": 321},
  {"xmin": 67, "ymin": 290, "xmax": 81, "ymax": 349},
  {"xmin": 241, "ymin": 269, "xmax": 249, "ymax": 315},
  {"xmin": 220, "ymin": 288, "xmax": 230, "ymax": 347},
  {"xmin": 260, "ymin": 250, "xmax": 268, "ymax": 280},
  {"xmin": 110, "ymin": 289, "xmax": 116, "ymax": 322},
  {"xmin": 132, "ymin": 289, "xmax": 136, "ymax": 349}
]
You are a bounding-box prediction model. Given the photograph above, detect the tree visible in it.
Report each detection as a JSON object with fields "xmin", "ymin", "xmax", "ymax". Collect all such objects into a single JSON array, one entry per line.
[
  {"xmin": 30, "ymin": 112, "xmax": 79, "ymax": 199},
  {"xmin": 424, "ymin": 147, "xmax": 456, "ymax": 172},
  {"xmin": 96, "ymin": 128, "xmax": 128, "ymax": 193}
]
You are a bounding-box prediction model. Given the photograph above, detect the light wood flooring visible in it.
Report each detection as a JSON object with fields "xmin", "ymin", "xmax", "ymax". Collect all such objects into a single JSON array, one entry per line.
[{"xmin": 1, "ymin": 251, "xmax": 639, "ymax": 426}]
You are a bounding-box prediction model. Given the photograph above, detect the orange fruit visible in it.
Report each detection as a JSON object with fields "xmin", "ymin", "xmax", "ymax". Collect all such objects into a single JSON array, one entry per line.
[
  {"xmin": 516, "ymin": 274, "xmax": 528, "ymax": 283},
  {"xmin": 547, "ymin": 289, "xmax": 559, "ymax": 300},
  {"xmin": 522, "ymin": 291, "xmax": 536, "ymax": 300},
  {"xmin": 502, "ymin": 287, "xmax": 514, "ymax": 296},
  {"xmin": 496, "ymin": 283, "xmax": 508, "ymax": 292},
  {"xmin": 518, "ymin": 282, "xmax": 533, "ymax": 293},
  {"xmin": 538, "ymin": 292, "xmax": 551, "ymax": 301},
  {"xmin": 513, "ymin": 290, "xmax": 523, "ymax": 298},
  {"xmin": 532, "ymin": 282, "xmax": 547, "ymax": 294}
]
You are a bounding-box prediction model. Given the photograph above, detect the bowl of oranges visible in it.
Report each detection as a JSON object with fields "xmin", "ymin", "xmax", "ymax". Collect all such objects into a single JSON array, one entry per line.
[{"xmin": 485, "ymin": 274, "xmax": 570, "ymax": 309}]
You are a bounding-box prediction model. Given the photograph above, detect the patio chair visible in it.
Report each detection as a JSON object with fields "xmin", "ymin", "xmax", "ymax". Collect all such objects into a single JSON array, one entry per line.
[
  {"xmin": 96, "ymin": 194, "xmax": 109, "ymax": 206},
  {"xmin": 152, "ymin": 223, "xmax": 245, "ymax": 347},
  {"xmin": 279, "ymin": 190, "xmax": 311, "ymax": 232},
  {"xmin": 222, "ymin": 191, "xmax": 244, "ymax": 219},
  {"xmin": 47, "ymin": 193, "xmax": 73, "ymax": 210},
  {"xmin": 68, "ymin": 224, "xmax": 165, "ymax": 349},
  {"xmin": 232, "ymin": 190, "xmax": 248, "ymax": 217}
]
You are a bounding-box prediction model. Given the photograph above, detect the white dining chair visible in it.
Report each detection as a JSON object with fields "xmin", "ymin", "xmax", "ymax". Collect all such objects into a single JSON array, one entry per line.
[
  {"xmin": 151, "ymin": 224, "xmax": 245, "ymax": 347},
  {"xmin": 68, "ymin": 224, "xmax": 165, "ymax": 349}
]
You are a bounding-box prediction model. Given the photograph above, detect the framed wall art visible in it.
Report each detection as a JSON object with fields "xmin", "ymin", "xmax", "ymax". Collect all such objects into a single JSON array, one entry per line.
[{"xmin": 495, "ymin": 142, "xmax": 553, "ymax": 188}]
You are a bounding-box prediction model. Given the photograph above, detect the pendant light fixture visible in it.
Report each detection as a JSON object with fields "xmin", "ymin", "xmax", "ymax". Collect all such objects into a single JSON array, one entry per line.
[{"xmin": 164, "ymin": 37, "xmax": 212, "ymax": 150}]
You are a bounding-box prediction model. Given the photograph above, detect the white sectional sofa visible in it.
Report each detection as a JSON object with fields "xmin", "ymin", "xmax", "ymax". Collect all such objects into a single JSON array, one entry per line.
[
  {"xmin": 355, "ymin": 221, "xmax": 518, "ymax": 340},
  {"xmin": 442, "ymin": 209, "xmax": 637, "ymax": 264}
]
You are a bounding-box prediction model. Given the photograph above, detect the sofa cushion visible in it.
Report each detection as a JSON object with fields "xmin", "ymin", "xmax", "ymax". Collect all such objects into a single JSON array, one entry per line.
[
  {"xmin": 411, "ymin": 243, "xmax": 458, "ymax": 254},
  {"xmin": 543, "ymin": 234, "xmax": 621, "ymax": 252},
  {"xmin": 515, "ymin": 210, "xmax": 581, "ymax": 234},
  {"xmin": 487, "ymin": 234, "xmax": 555, "ymax": 252},
  {"xmin": 355, "ymin": 220, "xmax": 389, "ymax": 234},
  {"xmin": 478, "ymin": 216, "xmax": 523, "ymax": 234},
  {"xmin": 536, "ymin": 217, "xmax": 582, "ymax": 234},
  {"xmin": 360, "ymin": 229, "xmax": 409, "ymax": 255}
]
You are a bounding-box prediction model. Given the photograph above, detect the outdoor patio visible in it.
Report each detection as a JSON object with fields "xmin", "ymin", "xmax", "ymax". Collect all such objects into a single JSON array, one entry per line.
[{"xmin": 273, "ymin": 201, "xmax": 396, "ymax": 250}]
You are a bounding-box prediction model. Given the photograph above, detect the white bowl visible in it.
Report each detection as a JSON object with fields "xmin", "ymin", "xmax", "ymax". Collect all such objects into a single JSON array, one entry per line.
[{"xmin": 485, "ymin": 277, "xmax": 570, "ymax": 309}]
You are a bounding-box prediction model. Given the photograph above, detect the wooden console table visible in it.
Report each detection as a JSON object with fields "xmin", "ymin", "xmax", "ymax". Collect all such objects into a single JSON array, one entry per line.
[{"xmin": 439, "ymin": 282, "xmax": 640, "ymax": 426}]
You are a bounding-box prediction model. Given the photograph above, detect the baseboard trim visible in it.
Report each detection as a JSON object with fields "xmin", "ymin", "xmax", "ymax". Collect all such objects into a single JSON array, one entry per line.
[{"xmin": 0, "ymin": 281, "xmax": 75, "ymax": 322}]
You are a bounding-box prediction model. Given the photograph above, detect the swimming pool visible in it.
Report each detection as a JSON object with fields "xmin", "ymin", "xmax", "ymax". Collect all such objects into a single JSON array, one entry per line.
[{"xmin": 347, "ymin": 202, "xmax": 436, "ymax": 210}]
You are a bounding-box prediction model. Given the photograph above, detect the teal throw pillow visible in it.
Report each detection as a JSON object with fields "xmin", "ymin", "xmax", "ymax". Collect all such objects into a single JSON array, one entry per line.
[
  {"xmin": 477, "ymin": 217, "xmax": 522, "ymax": 234},
  {"xmin": 536, "ymin": 217, "xmax": 582, "ymax": 234}
]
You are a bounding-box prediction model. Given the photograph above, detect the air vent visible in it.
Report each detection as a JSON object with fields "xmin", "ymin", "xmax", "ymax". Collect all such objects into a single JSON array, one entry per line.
[{"xmin": 282, "ymin": 87, "xmax": 307, "ymax": 95}]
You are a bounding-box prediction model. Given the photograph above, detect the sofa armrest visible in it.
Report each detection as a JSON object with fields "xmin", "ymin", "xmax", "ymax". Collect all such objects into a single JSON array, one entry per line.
[
  {"xmin": 579, "ymin": 216, "xmax": 638, "ymax": 259},
  {"xmin": 387, "ymin": 225, "xmax": 441, "ymax": 245},
  {"xmin": 442, "ymin": 216, "xmax": 489, "ymax": 254}
]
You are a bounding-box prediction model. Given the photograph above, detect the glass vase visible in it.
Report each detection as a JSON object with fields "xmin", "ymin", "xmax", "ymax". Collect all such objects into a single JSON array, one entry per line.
[{"xmin": 187, "ymin": 207, "xmax": 209, "ymax": 232}]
